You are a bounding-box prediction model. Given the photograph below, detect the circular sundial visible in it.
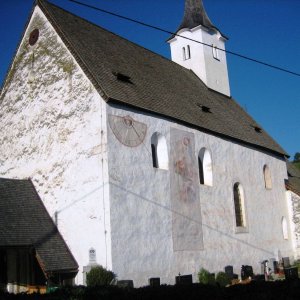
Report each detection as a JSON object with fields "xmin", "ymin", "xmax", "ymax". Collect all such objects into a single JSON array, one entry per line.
[
  {"xmin": 29, "ymin": 29, "xmax": 39, "ymax": 46},
  {"xmin": 108, "ymin": 115, "xmax": 147, "ymax": 147}
]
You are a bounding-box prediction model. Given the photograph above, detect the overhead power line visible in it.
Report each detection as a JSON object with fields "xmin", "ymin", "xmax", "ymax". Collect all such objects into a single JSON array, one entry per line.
[{"xmin": 68, "ymin": 0, "xmax": 300, "ymax": 78}]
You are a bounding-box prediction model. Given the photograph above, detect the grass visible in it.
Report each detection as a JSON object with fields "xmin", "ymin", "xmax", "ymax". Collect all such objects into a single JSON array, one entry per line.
[{"xmin": 293, "ymin": 161, "xmax": 300, "ymax": 170}]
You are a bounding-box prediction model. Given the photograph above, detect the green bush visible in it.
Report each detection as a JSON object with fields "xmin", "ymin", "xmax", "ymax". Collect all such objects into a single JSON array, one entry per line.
[
  {"xmin": 215, "ymin": 271, "xmax": 231, "ymax": 287},
  {"xmin": 197, "ymin": 268, "xmax": 215, "ymax": 285},
  {"xmin": 86, "ymin": 265, "xmax": 116, "ymax": 286}
]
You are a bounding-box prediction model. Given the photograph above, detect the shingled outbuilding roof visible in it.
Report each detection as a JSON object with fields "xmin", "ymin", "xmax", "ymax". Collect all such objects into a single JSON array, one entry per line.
[
  {"xmin": 0, "ymin": 178, "xmax": 78, "ymax": 274},
  {"xmin": 21, "ymin": 0, "xmax": 287, "ymax": 157}
]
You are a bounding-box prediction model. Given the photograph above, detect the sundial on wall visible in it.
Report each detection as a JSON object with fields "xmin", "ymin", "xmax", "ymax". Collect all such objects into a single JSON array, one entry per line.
[{"xmin": 108, "ymin": 115, "xmax": 147, "ymax": 147}]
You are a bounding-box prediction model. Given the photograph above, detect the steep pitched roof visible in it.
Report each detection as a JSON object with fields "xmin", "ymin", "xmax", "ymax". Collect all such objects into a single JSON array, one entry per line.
[
  {"xmin": 0, "ymin": 178, "xmax": 78, "ymax": 274},
  {"xmin": 172, "ymin": 0, "xmax": 226, "ymax": 39},
  {"xmin": 286, "ymin": 163, "xmax": 300, "ymax": 196},
  {"xmin": 29, "ymin": 1, "xmax": 286, "ymax": 157}
]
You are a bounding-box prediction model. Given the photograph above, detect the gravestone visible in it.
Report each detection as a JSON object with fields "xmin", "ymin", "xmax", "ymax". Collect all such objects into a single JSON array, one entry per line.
[
  {"xmin": 284, "ymin": 267, "xmax": 298, "ymax": 280},
  {"xmin": 175, "ymin": 274, "xmax": 193, "ymax": 285},
  {"xmin": 224, "ymin": 266, "xmax": 234, "ymax": 280},
  {"xmin": 283, "ymin": 257, "xmax": 290, "ymax": 268},
  {"xmin": 241, "ymin": 265, "xmax": 253, "ymax": 280},
  {"xmin": 149, "ymin": 277, "xmax": 160, "ymax": 287},
  {"xmin": 117, "ymin": 280, "xmax": 134, "ymax": 288}
]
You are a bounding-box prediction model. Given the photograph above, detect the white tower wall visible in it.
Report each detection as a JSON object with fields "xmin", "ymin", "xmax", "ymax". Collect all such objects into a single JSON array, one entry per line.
[{"xmin": 169, "ymin": 26, "xmax": 230, "ymax": 96}]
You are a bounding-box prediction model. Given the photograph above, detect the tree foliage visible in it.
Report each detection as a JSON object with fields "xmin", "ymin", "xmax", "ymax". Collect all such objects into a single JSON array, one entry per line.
[
  {"xmin": 294, "ymin": 152, "xmax": 300, "ymax": 162},
  {"xmin": 197, "ymin": 268, "xmax": 215, "ymax": 285},
  {"xmin": 86, "ymin": 266, "xmax": 116, "ymax": 286},
  {"xmin": 215, "ymin": 271, "xmax": 231, "ymax": 287}
]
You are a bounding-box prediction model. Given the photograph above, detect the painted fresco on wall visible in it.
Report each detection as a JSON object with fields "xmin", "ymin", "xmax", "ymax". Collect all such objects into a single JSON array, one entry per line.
[{"xmin": 170, "ymin": 128, "xmax": 203, "ymax": 251}]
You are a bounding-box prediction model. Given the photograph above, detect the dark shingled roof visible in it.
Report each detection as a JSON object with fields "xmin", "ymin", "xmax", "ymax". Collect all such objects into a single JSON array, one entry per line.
[
  {"xmin": 34, "ymin": 0, "xmax": 286, "ymax": 157},
  {"xmin": 170, "ymin": 0, "xmax": 226, "ymax": 39},
  {"xmin": 0, "ymin": 178, "xmax": 78, "ymax": 274},
  {"xmin": 286, "ymin": 163, "xmax": 300, "ymax": 196}
]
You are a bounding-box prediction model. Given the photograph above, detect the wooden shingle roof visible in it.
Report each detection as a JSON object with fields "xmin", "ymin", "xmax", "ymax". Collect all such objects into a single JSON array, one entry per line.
[
  {"xmin": 286, "ymin": 163, "xmax": 300, "ymax": 196},
  {"xmin": 0, "ymin": 178, "xmax": 78, "ymax": 274},
  {"xmin": 34, "ymin": 0, "xmax": 287, "ymax": 157}
]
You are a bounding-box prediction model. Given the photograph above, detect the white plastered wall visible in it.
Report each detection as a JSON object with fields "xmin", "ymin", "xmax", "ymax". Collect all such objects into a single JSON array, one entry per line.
[
  {"xmin": 0, "ymin": 7, "xmax": 112, "ymax": 284},
  {"xmin": 107, "ymin": 104, "xmax": 293, "ymax": 287}
]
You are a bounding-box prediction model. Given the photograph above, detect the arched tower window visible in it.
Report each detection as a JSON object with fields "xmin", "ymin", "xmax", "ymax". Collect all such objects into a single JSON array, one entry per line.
[
  {"xmin": 151, "ymin": 133, "xmax": 168, "ymax": 170},
  {"xmin": 282, "ymin": 217, "xmax": 288, "ymax": 240},
  {"xmin": 263, "ymin": 165, "xmax": 272, "ymax": 189},
  {"xmin": 198, "ymin": 148, "xmax": 213, "ymax": 186},
  {"xmin": 182, "ymin": 46, "xmax": 191, "ymax": 60},
  {"xmin": 182, "ymin": 47, "xmax": 186, "ymax": 60},
  {"xmin": 233, "ymin": 183, "xmax": 246, "ymax": 228},
  {"xmin": 212, "ymin": 44, "xmax": 220, "ymax": 60},
  {"xmin": 187, "ymin": 45, "xmax": 191, "ymax": 59}
]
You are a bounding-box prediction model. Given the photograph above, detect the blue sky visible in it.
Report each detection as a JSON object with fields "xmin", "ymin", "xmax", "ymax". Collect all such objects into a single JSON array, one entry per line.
[{"xmin": 1, "ymin": 0, "xmax": 299, "ymax": 158}]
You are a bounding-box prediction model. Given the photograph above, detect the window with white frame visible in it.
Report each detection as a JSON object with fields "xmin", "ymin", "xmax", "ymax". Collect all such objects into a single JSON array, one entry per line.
[
  {"xmin": 233, "ymin": 183, "xmax": 246, "ymax": 228},
  {"xmin": 212, "ymin": 44, "xmax": 220, "ymax": 60},
  {"xmin": 198, "ymin": 148, "xmax": 213, "ymax": 186},
  {"xmin": 282, "ymin": 217, "xmax": 288, "ymax": 240},
  {"xmin": 263, "ymin": 165, "xmax": 272, "ymax": 189},
  {"xmin": 187, "ymin": 45, "xmax": 191, "ymax": 59},
  {"xmin": 182, "ymin": 45, "xmax": 191, "ymax": 60},
  {"xmin": 182, "ymin": 47, "xmax": 186, "ymax": 61},
  {"xmin": 151, "ymin": 133, "xmax": 168, "ymax": 170}
]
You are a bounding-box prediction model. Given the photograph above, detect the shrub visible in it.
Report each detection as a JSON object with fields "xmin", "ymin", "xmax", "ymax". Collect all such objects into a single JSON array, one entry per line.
[
  {"xmin": 86, "ymin": 265, "xmax": 116, "ymax": 286},
  {"xmin": 198, "ymin": 268, "xmax": 215, "ymax": 285},
  {"xmin": 215, "ymin": 271, "xmax": 231, "ymax": 287}
]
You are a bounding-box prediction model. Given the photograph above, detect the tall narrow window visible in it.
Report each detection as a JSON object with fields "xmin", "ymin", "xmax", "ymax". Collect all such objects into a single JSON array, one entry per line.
[
  {"xmin": 151, "ymin": 133, "xmax": 168, "ymax": 170},
  {"xmin": 212, "ymin": 44, "xmax": 219, "ymax": 60},
  {"xmin": 233, "ymin": 183, "xmax": 246, "ymax": 228},
  {"xmin": 282, "ymin": 217, "xmax": 288, "ymax": 240},
  {"xmin": 198, "ymin": 148, "xmax": 213, "ymax": 186},
  {"xmin": 263, "ymin": 165, "xmax": 272, "ymax": 189},
  {"xmin": 187, "ymin": 45, "xmax": 191, "ymax": 59},
  {"xmin": 182, "ymin": 47, "xmax": 186, "ymax": 60},
  {"xmin": 151, "ymin": 143, "xmax": 158, "ymax": 168}
]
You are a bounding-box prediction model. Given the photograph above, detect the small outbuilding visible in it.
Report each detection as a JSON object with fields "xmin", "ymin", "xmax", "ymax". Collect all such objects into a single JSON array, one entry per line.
[{"xmin": 0, "ymin": 178, "xmax": 78, "ymax": 293}]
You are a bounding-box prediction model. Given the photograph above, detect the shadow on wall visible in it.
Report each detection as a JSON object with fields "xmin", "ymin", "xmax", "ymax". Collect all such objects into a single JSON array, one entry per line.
[{"xmin": 109, "ymin": 181, "xmax": 275, "ymax": 256}]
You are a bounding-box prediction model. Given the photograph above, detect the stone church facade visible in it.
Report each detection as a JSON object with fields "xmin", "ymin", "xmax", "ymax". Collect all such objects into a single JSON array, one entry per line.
[{"xmin": 0, "ymin": 0, "xmax": 296, "ymax": 287}]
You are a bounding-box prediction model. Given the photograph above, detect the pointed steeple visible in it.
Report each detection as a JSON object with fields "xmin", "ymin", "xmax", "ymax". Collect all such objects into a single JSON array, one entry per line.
[{"xmin": 176, "ymin": 0, "xmax": 225, "ymax": 37}]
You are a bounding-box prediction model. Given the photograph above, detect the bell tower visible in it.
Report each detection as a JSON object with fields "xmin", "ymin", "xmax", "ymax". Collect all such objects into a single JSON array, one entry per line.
[{"xmin": 168, "ymin": 0, "xmax": 230, "ymax": 96}]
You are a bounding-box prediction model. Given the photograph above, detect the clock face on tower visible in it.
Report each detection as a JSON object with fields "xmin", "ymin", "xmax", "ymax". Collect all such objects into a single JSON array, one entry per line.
[{"xmin": 108, "ymin": 114, "xmax": 147, "ymax": 147}]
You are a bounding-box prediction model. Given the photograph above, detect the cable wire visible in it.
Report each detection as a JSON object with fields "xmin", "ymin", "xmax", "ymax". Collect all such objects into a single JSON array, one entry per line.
[{"xmin": 67, "ymin": 0, "xmax": 300, "ymax": 78}]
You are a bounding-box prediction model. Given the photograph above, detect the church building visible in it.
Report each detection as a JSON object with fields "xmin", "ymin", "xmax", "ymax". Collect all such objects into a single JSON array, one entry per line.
[{"xmin": 0, "ymin": 0, "xmax": 296, "ymax": 288}]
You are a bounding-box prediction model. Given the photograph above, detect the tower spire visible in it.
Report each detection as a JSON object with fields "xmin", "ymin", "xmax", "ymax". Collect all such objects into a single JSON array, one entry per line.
[{"xmin": 176, "ymin": 0, "xmax": 225, "ymax": 37}]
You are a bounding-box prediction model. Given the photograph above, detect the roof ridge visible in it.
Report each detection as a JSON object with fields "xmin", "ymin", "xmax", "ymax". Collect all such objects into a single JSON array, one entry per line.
[{"xmin": 38, "ymin": 0, "xmax": 183, "ymax": 74}]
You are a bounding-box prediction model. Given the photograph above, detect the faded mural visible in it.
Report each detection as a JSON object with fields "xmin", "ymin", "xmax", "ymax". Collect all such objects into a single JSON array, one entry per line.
[{"xmin": 170, "ymin": 128, "xmax": 203, "ymax": 251}]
